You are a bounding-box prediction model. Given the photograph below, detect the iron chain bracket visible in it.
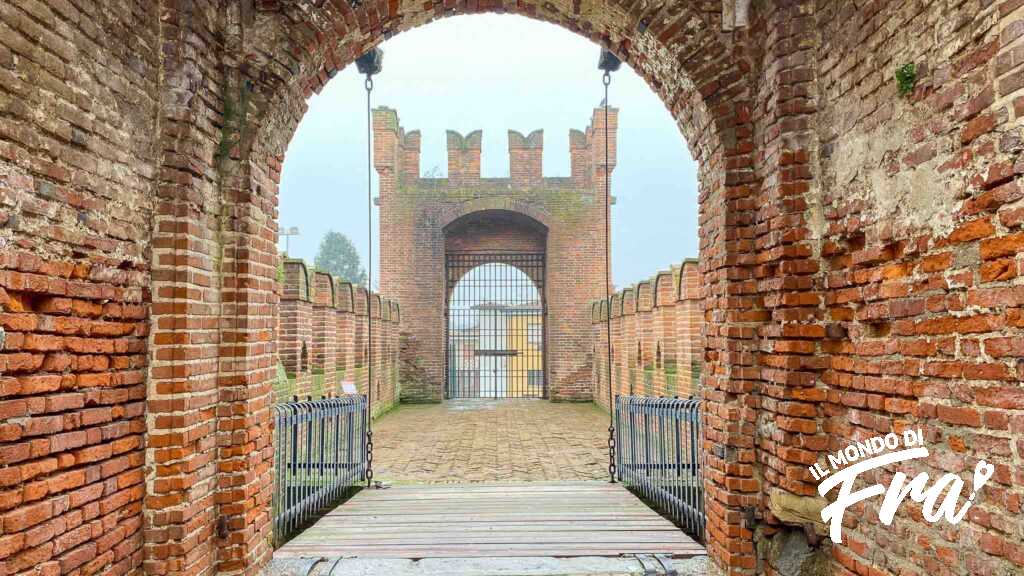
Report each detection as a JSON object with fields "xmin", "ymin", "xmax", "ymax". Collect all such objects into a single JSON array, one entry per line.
[
  {"xmin": 363, "ymin": 67, "xmax": 376, "ymax": 489},
  {"xmin": 602, "ymin": 59, "xmax": 616, "ymax": 485},
  {"xmin": 607, "ymin": 425, "xmax": 617, "ymax": 482},
  {"xmin": 366, "ymin": 428, "xmax": 374, "ymax": 485}
]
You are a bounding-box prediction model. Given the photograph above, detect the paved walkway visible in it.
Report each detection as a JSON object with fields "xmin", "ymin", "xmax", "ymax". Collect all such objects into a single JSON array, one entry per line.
[{"xmin": 371, "ymin": 399, "xmax": 610, "ymax": 484}]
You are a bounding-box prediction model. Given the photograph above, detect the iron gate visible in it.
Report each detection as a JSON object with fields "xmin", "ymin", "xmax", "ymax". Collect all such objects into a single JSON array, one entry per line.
[
  {"xmin": 614, "ymin": 396, "xmax": 705, "ymax": 541},
  {"xmin": 272, "ymin": 395, "xmax": 367, "ymax": 546},
  {"xmin": 445, "ymin": 252, "xmax": 546, "ymax": 398}
]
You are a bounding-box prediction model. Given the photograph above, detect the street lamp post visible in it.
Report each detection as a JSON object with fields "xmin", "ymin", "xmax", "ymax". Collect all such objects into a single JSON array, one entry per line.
[{"xmin": 279, "ymin": 226, "xmax": 300, "ymax": 256}]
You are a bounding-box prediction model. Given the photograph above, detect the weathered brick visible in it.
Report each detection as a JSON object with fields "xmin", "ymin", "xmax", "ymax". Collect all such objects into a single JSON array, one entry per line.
[
  {"xmin": 2, "ymin": 500, "xmax": 51, "ymax": 532},
  {"xmin": 937, "ymin": 405, "xmax": 983, "ymax": 427},
  {"xmin": 2, "ymin": 3, "xmax": 1023, "ymax": 576},
  {"xmin": 981, "ymin": 232, "xmax": 1024, "ymax": 259},
  {"xmin": 962, "ymin": 113, "xmax": 998, "ymax": 143},
  {"xmin": 984, "ymin": 336, "xmax": 1024, "ymax": 357},
  {"xmin": 948, "ymin": 218, "xmax": 996, "ymax": 243}
]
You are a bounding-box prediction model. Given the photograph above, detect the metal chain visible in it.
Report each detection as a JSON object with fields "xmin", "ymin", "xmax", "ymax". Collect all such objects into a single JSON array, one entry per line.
[
  {"xmin": 603, "ymin": 69, "xmax": 616, "ymax": 483},
  {"xmin": 364, "ymin": 74, "xmax": 375, "ymax": 487}
]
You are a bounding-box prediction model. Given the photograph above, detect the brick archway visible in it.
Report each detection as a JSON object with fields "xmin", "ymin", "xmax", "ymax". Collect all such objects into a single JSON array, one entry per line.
[
  {"xmin": 8, "ymin": 3, "xmax": 1024, "ymax": 576},
  {"xmin": 75, "ymin": 0, "xmax": 842, "ymax": 571},
  {"xmin": 440, "ymin": 198, "xmax": 555, "ymax": 232},
  {"xmin": 441, "ymin": 210, "xmax": 549, "ymax": 400},
  {"xmin": 147, "ymin": 3, "xmax": 797, "ymax": 575},
  {"xmin": 442, "ymin": 209, "xmax": 548, "ymax": 298}
]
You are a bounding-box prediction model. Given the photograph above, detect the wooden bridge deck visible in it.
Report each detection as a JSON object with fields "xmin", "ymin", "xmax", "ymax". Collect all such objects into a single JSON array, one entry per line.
[{"xmin": 275, "ymin": 482, "xmax": 705, "ymax": 559}]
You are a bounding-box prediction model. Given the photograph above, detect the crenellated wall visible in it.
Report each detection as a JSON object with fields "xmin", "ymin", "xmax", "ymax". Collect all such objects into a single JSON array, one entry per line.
[
  {"xmin": 376, "ymin": 106, "xmax": 616, "ymax": 403},
  {"xmin": 277, "ymin": 260, "xmax": 400, "ymax": 416},
  {"xmin": 591, "ymin": 260, "xmax": 703, "ymax": 408}
]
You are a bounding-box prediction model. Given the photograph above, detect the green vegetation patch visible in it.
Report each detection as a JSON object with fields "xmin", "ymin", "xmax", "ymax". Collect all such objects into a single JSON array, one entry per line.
[{"xmin": 895, "ymin": 63, "xmax": 917, "ymax": 96}]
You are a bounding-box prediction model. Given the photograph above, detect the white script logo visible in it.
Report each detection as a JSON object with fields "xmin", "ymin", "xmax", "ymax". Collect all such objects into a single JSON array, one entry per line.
[{"xmin": 811, "ymin": 429, "xmax": 994, "ymax": 543}]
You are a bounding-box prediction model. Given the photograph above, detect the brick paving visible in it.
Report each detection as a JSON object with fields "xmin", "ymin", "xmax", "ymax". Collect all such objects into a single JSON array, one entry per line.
[{"xmin": 370, "ymin": 400, "xmax": 611, "ymax": 483}]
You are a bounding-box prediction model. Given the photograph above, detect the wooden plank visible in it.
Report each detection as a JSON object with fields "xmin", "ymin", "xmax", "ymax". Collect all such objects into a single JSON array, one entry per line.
[
  {"xmin": 331, "ymin": 502, "xmax": 655, "ymax": 510},
  {"xmin": 315, "ymin": 510, "xmax": 659, "ymax": 520},
  {"xmin": 301, "ymin": 521, "xmax": 675, "ymax": 531},
  {"xmin": 316, "ymin": 501, "xmax": 661, "ymax": 512},
  {"xmin": 276, "ymin": 482, "xmax": 705, "ymax": 560},
  {"xmin": 276, "ymin": 545, "xmax": 706, "ymax": 559},
  {"xmin": 291, "ymin": 536, "xmax": 696, "ymax": 547},
  {"xmin": 318, "ymin": 502, "xmax": 660, "ymax": 510},
  {"xmin": 355, "ymin": 483, "xmax": 621, "ymax": 491},
  {"xmin": 342, "ymin": 493, "xmax": 650, "ymax": 502},
  {"xmin": 352, "ymin": 491, "xmax": 641, "ymax": 500},
  {"xmin": 334, "ymin": 499, "xmax": 653, "ymax": 509},
  {"xmin": 351, "ymin": 491, "xmax": 631, "ymax": 500},
  {"xmin": 339, "ymin": 495, "xmax": 649, "ymax": 504},
  {"xmin": 352, "ymin": 487, "xmax": 622, "ymax": 498},
  {"xmin": 297, "ymin": 530, "xmax": 687, "ymax": 538}
]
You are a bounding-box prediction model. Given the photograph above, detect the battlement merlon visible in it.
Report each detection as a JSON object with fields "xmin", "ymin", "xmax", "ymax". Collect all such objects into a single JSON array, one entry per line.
[
  {"xmin": 585, "ymin": 106, "xmax": 618, "ymax": 175},
  {"xmin": 372, "ymin": 105, "xmax": 618, "ymax": 187},
  {"xmin": 448, "ymin": 130, "xmax": 482, "ymax": 185},
  {"xmin": 372, "ymin": 107, "xmax": 400, "ymax": 172},
  {"xmin": 508, "ymin": 129, "xmax": 543, "ymax": 187},
  {"xmin": 373, "ymin": 107, "xmax": 422, "ymax": 182}
]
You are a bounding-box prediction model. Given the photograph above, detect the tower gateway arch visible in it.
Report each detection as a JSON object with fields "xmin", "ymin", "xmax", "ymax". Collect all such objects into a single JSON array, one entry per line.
[{"xmin": 373, "ymin": 106, "xmax": 616, "ymax": 402}]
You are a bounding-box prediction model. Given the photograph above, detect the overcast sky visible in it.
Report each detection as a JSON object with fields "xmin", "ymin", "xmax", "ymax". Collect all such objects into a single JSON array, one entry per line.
[{"xmin": 278, "ymin": 14, "xmax": 698, "ymax": 289}]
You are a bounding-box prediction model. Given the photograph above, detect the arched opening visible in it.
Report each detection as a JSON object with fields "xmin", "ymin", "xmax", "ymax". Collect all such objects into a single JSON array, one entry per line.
[
  {"xmin": 149, "ymin": 3, "xmax": 771, "ymax": 575},
  {"xmin": 249, "ymin": 9, "xmax": 745, "ymax": 567},
  {"xmin": 446, "ymin": 261, "xmax": 545, "ymax": 398},
  {"xmin": 440, "ymin": 210, "xmax": 550, "ymax": 398}
]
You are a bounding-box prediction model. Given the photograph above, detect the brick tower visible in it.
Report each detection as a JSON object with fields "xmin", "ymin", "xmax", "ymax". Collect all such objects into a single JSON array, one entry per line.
[{"xmin": 374, "ymin": 106, "xmax": 617, "ymax": 402}]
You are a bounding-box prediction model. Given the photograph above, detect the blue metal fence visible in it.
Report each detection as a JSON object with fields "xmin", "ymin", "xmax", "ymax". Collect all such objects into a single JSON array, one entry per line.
[
  {"xmin": 272, "ymin": 396, "xmax": 367, "ymax": 546},
  {"xmin": 615, "ymin": 395, "xmax": 705, "ymax": 541}
]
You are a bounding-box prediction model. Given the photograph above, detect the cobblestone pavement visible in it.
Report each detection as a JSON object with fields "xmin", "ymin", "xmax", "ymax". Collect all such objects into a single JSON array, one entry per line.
[{"xmin": 370, "ymin": 400, "xmax": 610, "ymax": 483}]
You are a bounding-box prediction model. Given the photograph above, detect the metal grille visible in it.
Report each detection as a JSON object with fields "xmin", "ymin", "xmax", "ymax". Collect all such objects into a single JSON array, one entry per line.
[
  {"xmin": 615, "ymin": 396, "xmax": 705, "ymax": 541},
  {"xmin": 445, "ymin": 252, "xmax": 546, "ymax": 399},
  {"xmin": 272, "ymin": 396, "xmax": 367, "ymax": 546}
]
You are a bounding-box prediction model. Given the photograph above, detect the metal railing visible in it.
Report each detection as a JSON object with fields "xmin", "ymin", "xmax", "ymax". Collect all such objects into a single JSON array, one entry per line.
[
  {"xmin": 272, "ymin": 395, "xmax": 368, "ymax": 546},
  {"xmin": 615, "ymin": 395, "xmax": 704, "ymax": 541}
]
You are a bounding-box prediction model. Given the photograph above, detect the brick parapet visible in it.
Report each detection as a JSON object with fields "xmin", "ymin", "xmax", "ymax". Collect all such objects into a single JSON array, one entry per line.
[
  {"xmin": 272, "ymin": 272, "xmax": 399, "ymax": 412},
  {"xmin": 592, "ymin": 260, "xmax": 704, "ymax": 406},
  {"xmin": 282, "ymin": 259, "xmax": 311, "ymax": 302},
  {"xmin": 447, "ymin": 130, "xmax": 483, "ymax": 185},
  {"xmin": 274, "ymin": 264, "xmax": 399, "ymax": 414}
]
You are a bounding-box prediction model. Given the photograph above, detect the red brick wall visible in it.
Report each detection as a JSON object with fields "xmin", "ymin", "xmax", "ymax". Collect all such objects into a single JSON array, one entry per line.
[
  {"xmin": 353, "ymin": 287, "xmax": 368, "ymax": 395},
  {"xmin": 376, "ymin": 107, "xmax": 615, "ymax": 402},
  {"xmin": 4, "ymin": 2, "xmax": 1024, "ymax": 576},
  {"xmin": 803, "ymin": 3, "xmax": 1024, "ymax": 575},
  {"xmin": 275, "ymin": 260, "xmax": 400, "ymax": 415},
  {"xmin": 593, "ymin": 260, "xmax": 704, "ymax": 406},
  {"xmin": 279, "ymin": 260, "xmax": 312, "ymax": 397},
  {"xmin": 336, "ymin": 283, "xmax": 355, "ymax": 393},
  {"xmin": 311, "ymin": 270, "xmax": 338, "ymax": 393},
  {"xmin": 0, "ymin": 1, "xmax": 158, "ymax": 574},
  {"xmin": 146, "ymin": 3, "xmax": 275, "ymax": 572}
]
